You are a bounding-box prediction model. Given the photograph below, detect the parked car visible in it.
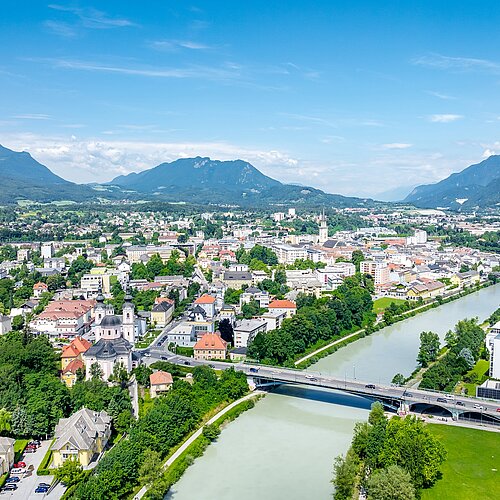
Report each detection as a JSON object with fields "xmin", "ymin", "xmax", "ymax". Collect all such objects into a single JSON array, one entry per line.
[
  {"xmin": 10, "ymin": 468, "xmax": 25, "ymax": 474},
  {"xmin": 5, "ymin": 477, "xmax": 20, "ymax": 483},
  {"xmin": 2, "ymin": 484, "xmax": 18, "ymax": 491},
  {"xmin": 13, "ymin": 462, "xmax": 26, "ymax": 468},
  {"xmin": 35, "ymin": 486, "xmax": 49, "ymax": 494},
  {"xmin": 38, "ymin": 483, "xmax": 51, "ymax": 488}
]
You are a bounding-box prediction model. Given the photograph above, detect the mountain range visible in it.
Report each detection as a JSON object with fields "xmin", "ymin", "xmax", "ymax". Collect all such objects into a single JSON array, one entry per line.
[
  {"xmin": 404, "ymin": 155, "xmax": 500, "ymax": 210},
  {"xmin": 108, "ymin": 157, "xmax": 370, "ymax": 207},
  {"xmin": 1, "ymin": 143, "xmax": 498, "ymax": 210},
  {"xmin": 0, "ymin": 145, "xmax": 95, "ymax": 204}
]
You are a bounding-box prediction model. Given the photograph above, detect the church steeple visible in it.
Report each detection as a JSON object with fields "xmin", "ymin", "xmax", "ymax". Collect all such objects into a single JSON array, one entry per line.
[
  {"xmin": 318, "ymin": 209, "xmax": 328, "ymax": 244},
  {"xmin": 122, "ymin": 286, "xmax": 135, "ymax": 344}
]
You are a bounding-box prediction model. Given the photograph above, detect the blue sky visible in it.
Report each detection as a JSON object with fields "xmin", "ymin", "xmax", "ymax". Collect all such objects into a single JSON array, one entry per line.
[{"xmin": 1, "ymin": 1, "xmax": 500, "ymax": 198}]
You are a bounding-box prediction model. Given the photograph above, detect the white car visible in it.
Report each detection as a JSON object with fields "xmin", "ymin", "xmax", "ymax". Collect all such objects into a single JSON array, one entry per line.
[
  {"xmin": 305, "ymin": 374, "xmax": 315, "ymax": 379},
  {"xmin": 10, "ymin": 468, "xmax": 25, "ymax": 474},
  {"xmin": 473, "ymin": 404, "xmax": 485, "ymax": 410}
]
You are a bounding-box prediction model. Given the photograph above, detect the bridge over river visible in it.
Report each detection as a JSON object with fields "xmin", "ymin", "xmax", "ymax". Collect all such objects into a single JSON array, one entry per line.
[{"xmin": 147, "ymin": 347, "xmax": 500, "ymax": 425}]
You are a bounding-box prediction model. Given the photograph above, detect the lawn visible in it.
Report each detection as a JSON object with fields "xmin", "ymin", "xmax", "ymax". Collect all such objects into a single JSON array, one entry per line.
[
  {"xmin": 372, "ymin": 297, "xmax": 405, "ymax": 314},
  {"xmin": 135, "ymin": 329, "xmax": 161, "ymax": 349},
  {"xmin": 455, "ymin": 359, "xmax": 490, "ymax": 396},
  {"xmin": 422, "ymin": 425, "xmax": 500, "ymax": 500}
]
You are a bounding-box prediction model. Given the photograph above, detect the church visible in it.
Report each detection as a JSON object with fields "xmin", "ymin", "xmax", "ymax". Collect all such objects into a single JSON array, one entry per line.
[{"xmin": 83, "ymin": 289, "xmax": 136, "ymax": 381}]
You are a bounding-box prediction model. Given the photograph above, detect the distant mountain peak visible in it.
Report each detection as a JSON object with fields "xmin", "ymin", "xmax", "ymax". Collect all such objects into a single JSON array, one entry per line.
[{"xmin": 404, "ymin": 155, "xmax": 500, "ymax": 210}]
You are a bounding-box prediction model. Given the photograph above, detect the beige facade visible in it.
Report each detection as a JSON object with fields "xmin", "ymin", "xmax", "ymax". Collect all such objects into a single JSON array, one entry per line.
[{"xmin": 0, "ymin": 437, "xmax": 15, "ymax": 475}]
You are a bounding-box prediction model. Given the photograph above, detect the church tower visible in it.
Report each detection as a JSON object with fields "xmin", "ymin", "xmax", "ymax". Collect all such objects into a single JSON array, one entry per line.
[
  {"xmin": 318, "ymin": 210, "xmax": 328, "ymax": 244},
  {"xmin": 122, "ymin": 289, "xmax": 135, "ymax": 344}
]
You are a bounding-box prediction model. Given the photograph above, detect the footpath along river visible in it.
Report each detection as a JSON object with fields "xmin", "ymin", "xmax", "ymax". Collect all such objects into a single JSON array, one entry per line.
[{"xmin": 167, "ymin": 285, "xmax": 500, "ymax": 500}]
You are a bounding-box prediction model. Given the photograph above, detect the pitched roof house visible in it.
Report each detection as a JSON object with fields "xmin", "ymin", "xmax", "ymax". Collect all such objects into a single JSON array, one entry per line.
[
  {"xmin": 51, "ymin": 408, "xmax": 111, "ymax": 467},
  {"xmin": 149, "ymin": 370, "xmax": 174, "ymax": 398},
  {"xmin": 194, "ymin": 333, "xmax": 227, "ymax": 360}
]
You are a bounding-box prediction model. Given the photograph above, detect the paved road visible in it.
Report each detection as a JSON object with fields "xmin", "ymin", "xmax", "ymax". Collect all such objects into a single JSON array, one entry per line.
[{"xmin": 134, "ymin": 391, "xmax": 264, "ymax": 499}]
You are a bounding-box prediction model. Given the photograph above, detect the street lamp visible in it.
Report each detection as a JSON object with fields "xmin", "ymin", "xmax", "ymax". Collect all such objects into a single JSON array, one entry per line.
[{"xmin": 353, "ymin": 365, "xmax": 356, "ymax": 380}]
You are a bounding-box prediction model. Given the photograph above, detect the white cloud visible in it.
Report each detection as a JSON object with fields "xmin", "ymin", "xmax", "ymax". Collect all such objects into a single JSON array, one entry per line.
[
  {"xmin": 426, "ymin": 91, "xmax": 456, "ymax": 100},
  {"xmin": 414, "ymin": 54, "xmax": 500, "ymax": 73},
  {"xmin": 149, "ymin": 40, "xmax": 211, "ymax": 51},
  {"xmin": 12, "ymin": 113, "xmax": 52, "ymax": 120},
  {"xmin": 47, "ymin": 4, "xmax": 136, "ymax": 29},
  {"xmin": 428, "ymin": 114, "xmax": 463, "ymax": 123},
  {"xmin": 381, "ymin": 143, "xmax": 412, "ymax": 150},
  {"xmin": 482, "ymin": 148, "xmax": 496, "ymax": 158}
]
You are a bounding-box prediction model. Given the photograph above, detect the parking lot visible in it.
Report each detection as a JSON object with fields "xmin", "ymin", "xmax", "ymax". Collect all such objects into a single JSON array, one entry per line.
[{"xmin": 0, "ymin": 440, "xmax": 58, "ymax": 499}]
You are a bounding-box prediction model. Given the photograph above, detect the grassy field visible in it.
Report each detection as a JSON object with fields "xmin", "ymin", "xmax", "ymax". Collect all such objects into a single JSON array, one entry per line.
[
  {"xmin": 372, "ymin": 297, "xmax": 405, "ymax": 314},
  {"xmin": 455, "ymin": 359, "xmax": 490, "ymax": 395},
  {"xmin": 422, "ymin": 424, "xmax": 500, "ymax": 500}
]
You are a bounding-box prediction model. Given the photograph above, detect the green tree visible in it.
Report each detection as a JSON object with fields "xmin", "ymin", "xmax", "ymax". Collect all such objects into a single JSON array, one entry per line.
[
  {"xmin": 11, "ymin": 315, "xmax": 24, "ymax": 331},
  {"xmin": 138, "ymin": 448, "xmax": 163, "ymax": 487},
  {"xmin": 202, "ymin": 423, "xmax": 221, "ymax": 441},
  {"xmin": 367, "ymin": 465, "xmax": 415, "ymax": 500},
  {"xmin": 391, "ymin": 373, "xmax": 406, "ymax": 386},
  {"xmin": 54, "ymin": 458, "xmax": 85, "ymax": 486},
  {"xmin": 0, "ymin": 408, "xmax": 12, "ymax": 434},
  {"xmin": 417, "ymin": 331, "xmax": 440, "ymax": 367},
  {"xmin": 332, "ymin": 449, "xmax": 359, "ymax": 500},
  {"xmin": 90, "ymin": 362, "xmax": 103, "ymax": 381},
  {"xmin": 351, "ymin": 250, "xmax": 364, "ymax": 272}
]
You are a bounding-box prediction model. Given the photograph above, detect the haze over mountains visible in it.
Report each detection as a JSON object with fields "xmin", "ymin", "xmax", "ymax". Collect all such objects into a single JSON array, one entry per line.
[
  {"xmin": 1, "ymin": 144, "xmax": 498, "ymax": 210},
  {"xmin": 404, "ymin": 155, "xmax": 500, "ymax": 210}
]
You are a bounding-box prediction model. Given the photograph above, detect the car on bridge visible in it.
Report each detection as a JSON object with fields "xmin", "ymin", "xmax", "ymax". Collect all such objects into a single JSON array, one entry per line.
[
  {"xmin": 436, "ymin": 397, "xmax": 448, "ymax": 403},
  {"xmin": 456, "ymin": 401, "xmax": 465, "ymax": 406},
  {"xmin": 365, "ymin": 384, "xmax": 376, "ymax": 389},
  {"xmin": 473, "ymin": 404, "xmax": 485, "ymax": 410},
  {"xmin": 249, "ymin": 367, "xmax": 259, "ymax": 373}
]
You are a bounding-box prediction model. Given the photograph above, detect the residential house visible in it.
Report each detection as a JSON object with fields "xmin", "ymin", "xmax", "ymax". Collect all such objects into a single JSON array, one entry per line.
[
  {"xmin": 151, "ymin": 300, "xmax": 174, "ymax": 327},
  {"xmin": 239, "ymin": 287, "xmax": 270, "ymax": 309},
  {"xmin": 149, "ymin": 370, "xmax": 174, "ymax": 398},
  {"xmin": 194, "ymin": 333, "xmax": 227, "ymax": 360},
  {"xmin": 33, "ymin": 281, "xmax": 49, "ymax": 298},
  {"xmin": 222, "ymin": 270, "xmax": 253, "ymax": 289},
  {"xmin": 0, "ymin": 437, "xmax": 15, "ymax": 475},
  {"xmin": 51, "ymin": 408, "xmax": 112, "ymax": 467},
  {"xmin": 268, "ymin": 299, "xmax": 297, "ymax": 318},
  {"xmin": 166, "ymin": 322, "xmax": 196, "ymax": 347},
  {"xmin": 193, "ymin": 294, "xmax": 217, "ymax": 318},
  {"xmin": 451, "ymin": 270, "xmax": 480, "ymax": 288}
]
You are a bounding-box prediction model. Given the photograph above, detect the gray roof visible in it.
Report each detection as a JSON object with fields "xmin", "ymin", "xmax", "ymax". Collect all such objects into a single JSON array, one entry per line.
[
  {"xmin": 100, "ymin": 314, "xmax": 122, "ymax": 327},
  {"xmin": 84, "ymin": 337, "xmax": 132, "ymax": 359},
  {"xmin": 152, "ymin": 301, "xmax": 173, "ymax": 313},
  {"xmin": 223, "ymin": 271, "xmax": 252, "ymax": 280},
  {"xmin": 0, "ymin": 437, "xmax": 15, "ymax": 453},
  {"xmin": 51, "ymin": 408, "xmax": 111, "ymax": 452}
]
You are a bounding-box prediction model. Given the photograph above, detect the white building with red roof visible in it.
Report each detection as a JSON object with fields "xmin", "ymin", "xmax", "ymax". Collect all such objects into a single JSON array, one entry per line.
[
  {"xmin": 193, "ymin": 294, "xmax": 217, "ymax": 318},
  {"xmin": 194, "ymin": 333, "xmax": 227, "ymax": 360},
  {"xmin": 268, "ymin": 299, "xmax": 297, "ymax": 319},
  {"xmin": 30, "ymin": 300, "xmax": 95, "ymax": 338}
]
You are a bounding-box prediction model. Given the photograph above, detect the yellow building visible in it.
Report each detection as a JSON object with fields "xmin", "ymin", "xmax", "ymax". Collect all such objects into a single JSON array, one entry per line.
[{"xmin": 51, "ymin": 408, "xmax": 111, "ymax": 467}]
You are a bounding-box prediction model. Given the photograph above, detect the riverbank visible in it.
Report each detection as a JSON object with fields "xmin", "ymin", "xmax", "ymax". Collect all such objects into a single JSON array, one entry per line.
[
  {"xmin": 136, "ymin": 391, "xmax": 264, "ymax": 500},
  {"xmin": 295, "ymin": 281, "xmax": 494, "ymax": 369}
]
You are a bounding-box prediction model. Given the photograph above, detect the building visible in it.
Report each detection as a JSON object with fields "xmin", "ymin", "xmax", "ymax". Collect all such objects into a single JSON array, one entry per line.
[
  {"xmin": 61, "ymin": 337, "xmax": 92, "ymax": 387},
  {"xmin": 125, "ymin": 245, "xmax": 174, "ymax": 264},
  {"xmin": 83, "ymin": 291, "xmax": 135, "ymax": 380},
  {"xmin": 0, "ymin": 437, "xmax": 15, "ymax": 475},
  {"xmin": 476, "ymin": 379, "xmax": 500, "ymax": 401},
  {"xmin": 30, "ymin": 300, "xmax": 95, "ymax": 338},
  {"xmin": 194, "ymin": 333, "xmax": 227, "ymax": 360},
  {"xmin": 151, "ymin": 300, "xmax": 174, "ymax": 327},
  {"xmin": 259, "ymin": 310, "xmax": 287, "ymax": 332},
  {"xmin": 268, "ymin": 299, "xmax": 297, "ymax": 318},
  {"xmin": 239, "ymin": 287, "xmax": 270, "ymax": 309},
  {"xmin": 51, "ymin": 408, "xmax": 111, "ymax": 467},
  {"xmin": 489, "ymin": 332, "xmax": 500, "ymax": 380},
  {"xmin": 318, "ymin": 211, "xmax": 328, "ymax": 244},
  {"xmin": 33, "ymin": 281, "xmax": 48, "ymax": 298},
  {"xmin": 41, "ymin": 242, "xmax": 54, "ymax": 259},
  {"xmin": 166, "ymin": 322, "xmax": 196, "ymax": 347},
  {"xmin": 233, "ymin": 318, "xmax": 267, "ymax": 348},
  {"xmin": 222, "ymin": 270, "xmax": 253, "ymax": 289},
  {"xmin": 406, "ymin": 280, "xmax": 445, "ymax": 301},
  {"xmin": 193, "ymin": 294, "xmax": 217, "ymax": 318},
  {"xmin": 450, "ymin": 270, "xmax": 480, "ymax": 288},
  {"xmin": 360, "ymin": 261, "xmax": 391, "ymax": 286},
  {"xmin": 149, "ymin": 370, "xmax": 173, "ymax": 398},
  {"xmin": 273, "ymin": 244, "xmax": 308, "ymax": 265}
]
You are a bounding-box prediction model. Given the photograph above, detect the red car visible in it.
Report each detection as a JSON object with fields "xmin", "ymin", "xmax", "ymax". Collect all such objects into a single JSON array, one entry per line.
[
  {"xmin": 13, "ymin": 462, "xmax": 26, "ymax": 468},
  {"xmin": 496, "ymin": 408, "xmax": 500, "ymax": 412}
]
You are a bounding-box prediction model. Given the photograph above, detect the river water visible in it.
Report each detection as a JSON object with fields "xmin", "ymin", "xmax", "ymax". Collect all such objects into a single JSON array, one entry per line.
[{"xmin": 167, "ymin": 285, "xmax": 499, "ymax": 500}]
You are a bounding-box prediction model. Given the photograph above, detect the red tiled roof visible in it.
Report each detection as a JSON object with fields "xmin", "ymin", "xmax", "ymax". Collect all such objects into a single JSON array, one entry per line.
[
  {"xmin": 61, "ymin": 336, "xmax": 92, "ymax": 358},
  {"xmin": 269, "ymin": 299, "xmax": 296, "ymax": 309},
  {"xmin": 194, "ymin": 294, "xmax": 216, "ymax": 304},
  {"xmin": 150, "ymin": 370, "xmax": 174, "ymax": 385},
  {"xmin": 62, "ymin": 358, "xmax": 84, "ymax": 374},
  {"xmin": 194, "ymin": 333, "xmax": 227, "ymax": 351}
]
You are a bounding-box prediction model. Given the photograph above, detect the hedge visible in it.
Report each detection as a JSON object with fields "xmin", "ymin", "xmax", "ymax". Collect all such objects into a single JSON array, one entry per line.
[{"xmin": 37, "ymin": 440, "xmax": 55, "ymax": 475}]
